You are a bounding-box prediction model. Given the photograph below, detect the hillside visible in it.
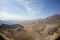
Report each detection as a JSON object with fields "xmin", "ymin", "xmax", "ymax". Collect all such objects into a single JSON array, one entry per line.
[
  {"xmin": 0, "ymin": 14, "xmax": 60, "ymax": 40},
  {"xmin": 24, "ymin": 14, "xmax": 60, "ymax": 40}
]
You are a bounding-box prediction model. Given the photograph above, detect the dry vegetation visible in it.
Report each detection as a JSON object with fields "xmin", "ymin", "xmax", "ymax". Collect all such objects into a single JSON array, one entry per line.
[{"xmin": 0, "ymin": 14, "xmax": 60, "ymax": 40}]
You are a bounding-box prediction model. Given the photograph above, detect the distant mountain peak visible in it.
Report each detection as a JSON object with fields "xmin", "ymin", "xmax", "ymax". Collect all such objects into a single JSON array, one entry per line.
[{"xmin": 52, "ymin": 14, "xmax": 60, "ymax": 17}]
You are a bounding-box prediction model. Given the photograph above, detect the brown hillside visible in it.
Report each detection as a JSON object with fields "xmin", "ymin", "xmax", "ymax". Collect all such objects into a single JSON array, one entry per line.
[{"xmin": 0, "ymin": 14, "xmax": 60, "ymax": 40}]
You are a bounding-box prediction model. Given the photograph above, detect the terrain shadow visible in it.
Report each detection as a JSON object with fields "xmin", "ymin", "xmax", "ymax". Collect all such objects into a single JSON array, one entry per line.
[
  {"xmin": 0, "ymin": 36, "xmax": 5, "ymax": 40},
  {"xmin": 55, "ymin": 36, "xmax": 60, "ymax": 40}
]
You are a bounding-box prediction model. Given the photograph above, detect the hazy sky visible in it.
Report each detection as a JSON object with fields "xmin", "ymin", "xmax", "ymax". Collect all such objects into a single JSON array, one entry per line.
[{"xmin": 0, "ymin": 0, "xmax": 60, "ymax": 21}]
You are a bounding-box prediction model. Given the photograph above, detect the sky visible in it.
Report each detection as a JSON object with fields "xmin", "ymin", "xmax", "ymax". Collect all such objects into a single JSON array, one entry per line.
[{"xmin": 0, "ymin": 0, "xmax": 60, "ymax": 21}]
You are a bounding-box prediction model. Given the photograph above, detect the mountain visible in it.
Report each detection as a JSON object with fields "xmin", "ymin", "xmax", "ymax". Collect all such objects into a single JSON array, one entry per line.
[
  {"xmin": 23, "ymin": 14, "xmax": 60, "ymax": 40},
  {"xmin": 0, "ymin": 14, "xmax": 60, "ymax": 40},
  {"xmin": 32, "ymin": 14, "xmax": 60, "ymax": 24},
  {"xmin": 0, "ymin": 20, "xmax": 12, "ymax": 24},
  {"xmin": 0, "ymin": 24, "xmax": 24, "ymax": 30},
  {"xmin": 44, "ymin": 14, "xmax": 60, "ymax": 24},
  {"xmin": 0, "ymin": 20, "xmax": 20, "ymax": 24}
]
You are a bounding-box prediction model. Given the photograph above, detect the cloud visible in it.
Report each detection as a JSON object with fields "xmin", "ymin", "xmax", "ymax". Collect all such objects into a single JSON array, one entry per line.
[
  {"xmin": 0, "ymin": 7, "xmax": 8, "ymax": 11},
  {"xmin": 0, "ymin": 0, "xmax": 44, "ymax": 21},
  {"xmin": 16, "ymin": 0, "xmax": 44, "ymax": 19},
  {"xmin": 0, "ymin": 11, "xmax": 32, "ymax": 21}
]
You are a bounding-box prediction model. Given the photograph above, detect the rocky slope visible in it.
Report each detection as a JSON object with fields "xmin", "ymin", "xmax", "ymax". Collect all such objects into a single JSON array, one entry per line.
[{"xmin": 0, "ymin": 14, "xmax": 60, "ymax": 40}]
